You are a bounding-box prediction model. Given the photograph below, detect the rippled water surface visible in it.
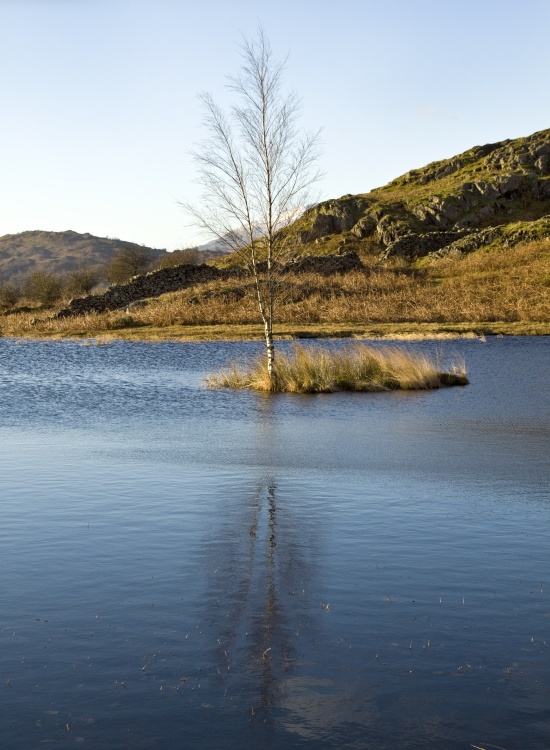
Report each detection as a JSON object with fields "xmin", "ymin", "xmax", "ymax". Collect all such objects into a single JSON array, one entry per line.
[{"xmin": 1, "ymin": 337, "xmax": 549, "ymax": 749}]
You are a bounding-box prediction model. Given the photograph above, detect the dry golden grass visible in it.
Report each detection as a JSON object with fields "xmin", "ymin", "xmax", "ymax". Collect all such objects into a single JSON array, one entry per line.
[
  {"xmin": 207, "ymin": 343, "xmax": 469, "ymax": 393},
  {"xmin": 1, "ymin": 239, "xmax": 548, "ymax": 339}
]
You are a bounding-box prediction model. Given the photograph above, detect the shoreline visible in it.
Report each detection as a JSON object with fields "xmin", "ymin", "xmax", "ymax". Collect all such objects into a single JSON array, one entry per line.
[{"xmin": 2, "ymin": 320, "xmax": 549, "ymax": 342}]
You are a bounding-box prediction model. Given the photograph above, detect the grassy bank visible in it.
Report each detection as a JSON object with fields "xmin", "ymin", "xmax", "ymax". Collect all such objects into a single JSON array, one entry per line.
[
  {"xmin": 1, "ymin": 239, "xmax": 548, "ymax": 341},
  {"xmin": 207, "ymin": 344, "xmax": 469, "ymax": 393},
  {"xmin": 1, "ymin": 320, "xmax": 548, "ymax": 342}
]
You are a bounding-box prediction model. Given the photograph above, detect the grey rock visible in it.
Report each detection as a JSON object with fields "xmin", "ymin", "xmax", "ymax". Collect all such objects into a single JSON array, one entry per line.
[
  {"xmin": 426, "ymin": 215, "xmax": 550, "ymax": 260},
  {"xmin": 383, "ymin": 229, "xmax": 474, "ymax": 259},
  {"xmin": 535, "ymin": 155, "xmax": 549, "ymax": 174},
  {"xmin": 376, "ymin": 216, "xmax": 410, "ymax": 245},
  {"xmin": 351, "ymin": 215, "xmax": 376, "ymax": 238},
  {"xmin": 497, "ymin": 174, "xmax": 523, "ymax": 195}
]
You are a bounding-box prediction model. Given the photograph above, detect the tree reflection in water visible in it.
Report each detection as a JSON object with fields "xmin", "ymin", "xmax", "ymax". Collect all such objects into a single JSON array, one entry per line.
[{"xmin": 191, "ymin": 467, "xmax": 320, "ymax": 730}]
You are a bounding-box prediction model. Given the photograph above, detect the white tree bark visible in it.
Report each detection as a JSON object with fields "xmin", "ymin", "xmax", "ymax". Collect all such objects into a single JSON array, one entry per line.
[{"xmin": 183, "ymin": 30, "xmax": 321, "ymax": 384}]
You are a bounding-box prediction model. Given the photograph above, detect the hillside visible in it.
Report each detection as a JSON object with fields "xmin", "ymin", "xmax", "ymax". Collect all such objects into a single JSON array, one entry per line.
[
  {"xmin": 0, "ymin": 230, "xmax": 170, "ymax": 283},
  {"xmin": 3, "ymin": 128, "xmax": 548, "ymax": 286},
  {"xmin": 1, "ymin": 127, "xmax": 548, "ymax": 338},
  {"xmin": 289, "ymin": 127, "xmax": 550, "ymax": 261}
]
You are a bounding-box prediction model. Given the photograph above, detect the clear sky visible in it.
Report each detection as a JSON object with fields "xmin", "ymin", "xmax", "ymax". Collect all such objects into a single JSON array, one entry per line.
[{"xmin": 1, "ymin": 0, "xmax": 549, "ymax": 250}]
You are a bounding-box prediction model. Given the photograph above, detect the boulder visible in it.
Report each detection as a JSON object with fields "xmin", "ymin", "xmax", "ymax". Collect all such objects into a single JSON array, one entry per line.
[{"xmin": 351, "ymin": 215, "xmax": 376, "ymax": 238}]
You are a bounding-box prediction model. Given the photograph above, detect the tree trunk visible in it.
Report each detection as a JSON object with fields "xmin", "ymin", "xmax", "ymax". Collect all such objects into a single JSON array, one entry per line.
[{"xmin": 264, "ymin": 318, "xmax": 275, "ymax": 383}]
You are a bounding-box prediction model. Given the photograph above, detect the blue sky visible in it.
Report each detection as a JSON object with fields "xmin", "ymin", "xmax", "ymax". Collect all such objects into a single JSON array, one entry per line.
[{"xmin": 1, "ymin": 0, "xmax": 548, "ymax": 250}]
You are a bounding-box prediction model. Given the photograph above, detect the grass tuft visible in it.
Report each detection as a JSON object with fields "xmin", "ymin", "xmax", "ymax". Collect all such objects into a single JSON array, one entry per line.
[{"xmin": 207, "ymin": 344, "xmax": 468, "ymax": 393}]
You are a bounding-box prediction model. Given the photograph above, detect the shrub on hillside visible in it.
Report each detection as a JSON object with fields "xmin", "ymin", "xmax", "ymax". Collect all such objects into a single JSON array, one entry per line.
[
  {"xmin": 0, "ymin": 281, "xmax": 21, "ymax": 308},
  {"xmin": 106, "ymin": 248, "xmax": 153, "ymax": 284},
  {"xmin": 155, "ymin": 247, "xmax": 201, "ymax": 269},
  {"xmin": 66, "ymin": 267, "xmax": 102, "ymax": 296},
  {"xmin": 23, "ymin": 271, "xmax": 64, "ymax": 306}
]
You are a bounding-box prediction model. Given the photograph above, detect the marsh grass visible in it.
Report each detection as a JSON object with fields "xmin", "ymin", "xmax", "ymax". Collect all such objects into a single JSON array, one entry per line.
[{"xmin": 207, "ymin": 344, "xmax": 469, "ymax": 393}]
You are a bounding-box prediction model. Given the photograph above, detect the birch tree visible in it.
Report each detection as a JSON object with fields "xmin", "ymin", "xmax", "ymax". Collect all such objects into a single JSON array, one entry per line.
[{"xmin": 185, "ymin": 30, "xmax": 321, "ymax": 381}]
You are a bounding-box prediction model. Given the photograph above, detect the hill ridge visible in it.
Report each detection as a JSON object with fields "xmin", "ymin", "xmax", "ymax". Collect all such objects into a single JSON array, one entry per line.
[
  {"xmin": 1, "ymin": 127, "xmax": 550, "ymax": 283},
  {"xmin": 0, "ymin": 229, "xmax": 168, "ymax": 284},
  {"xmin": 292, "ymin": 126, "xmax": 550, "ymax": 259}
]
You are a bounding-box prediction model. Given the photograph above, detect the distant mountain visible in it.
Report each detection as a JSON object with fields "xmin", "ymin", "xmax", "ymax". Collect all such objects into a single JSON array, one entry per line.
[
  {"xmin": 197, "ymin": 206, "xmax": 311, "ymax": 255},
  {"xmin": 0, "ymin": 230, "xmax": 170, "ymax": 284}
]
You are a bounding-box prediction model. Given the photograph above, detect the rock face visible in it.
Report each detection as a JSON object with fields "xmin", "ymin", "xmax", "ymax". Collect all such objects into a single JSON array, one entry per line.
[
  {"xmin": 382, "ymin": 230, "xmax": 474, "ymax": 259},
  {"xmin": 297, "ymin": 127, "xmax": 550, "ymax": 260},
  {"xmin": 53, "ymin": 253, "xmax": 363, "ymax": 318},
  {"xmin": 426, "ymin": 215, "xmax": 550, "ymax": 260},
  {"xmin": 299, "ymin": 196, "xmax": 370, "ymax": 243}
]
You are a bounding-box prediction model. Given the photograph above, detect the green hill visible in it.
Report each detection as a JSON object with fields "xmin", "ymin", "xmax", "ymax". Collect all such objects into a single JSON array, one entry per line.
[
  {"xmin": 291, "ymin": 127, "xmax": 550, "ymax": 261},
  {"xmin": 1, "ymin": 127, "xmax": 548, "ymax": 339}
]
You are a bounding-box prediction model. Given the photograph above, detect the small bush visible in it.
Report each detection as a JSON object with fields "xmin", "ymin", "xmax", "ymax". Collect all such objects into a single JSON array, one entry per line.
[
  {"xmin": 0, "ymin": 282, "xmax": 21, "ymax": 308},
  {"xmin": 155, "ymin": 247, "xmax": 201, "ymax": 269},
  {"xmin": 106, "ymin": 248, "xmax": 153, "ymax": 284},
  {"xmin": 23, "ymin": 270, "xmax": 64, "ymax": 306},
  {"xmin": 66, "ymin": 267, "xmax": 102, "ymax": 296}
]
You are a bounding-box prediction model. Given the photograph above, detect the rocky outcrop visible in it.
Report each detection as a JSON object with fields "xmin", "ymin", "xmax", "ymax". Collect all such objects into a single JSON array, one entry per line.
[
  {"xmin": 484, "ymin": 133, "xmax": 550, "ymax": 175},
  {"xmin": 374, "ymin": 214, "xmax": 412, "ymax": 245},
  {"xmin": 292, "ymin": 128, "xmax": 550, "ymax": 261},
  {"xmin": 300, "ymin": 196, "xmax": 369, "ymax": 243},
  {"xmin": 427, "ymin": 216, "xmax": 550, "ymax": 260},
  {"xmin": 383, "ymin": 230, "xmax": 474, "ymax": 259},
  {"xmin": 383, "ymin": 215, "xmax": 550, "ymax": 261},
  {"xmin": 425, "ymin": 228, "xmax": 502, "ymax": 260},
  {"xmin": 350, "ymin": 215, "xmax": 377, "ymax": 238}
]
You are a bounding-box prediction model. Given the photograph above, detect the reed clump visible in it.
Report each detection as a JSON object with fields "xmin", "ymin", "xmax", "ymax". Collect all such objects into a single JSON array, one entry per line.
[{"xmin": 207, "ymin": 344, "xmax": 468, "ymax": 393}]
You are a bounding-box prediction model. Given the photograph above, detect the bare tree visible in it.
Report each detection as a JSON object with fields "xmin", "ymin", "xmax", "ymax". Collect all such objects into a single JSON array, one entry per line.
[
  {"xmin": 66, "ymin": 266, "xmax": 102, "ymax": 296},
  {"xmin": 105, "ymin": 247, "xmax": 153, "ymax": 285},
  {"xmin": 155, "ymin": 247, "xmax": 201, "ymax": 269},
  {"xmin": 185, "ymin": 30, "xmax": 321, "ymax": 380},
  {"xmin": 23, "ymin": 270, "xmax": 64, "ymax": 306}
]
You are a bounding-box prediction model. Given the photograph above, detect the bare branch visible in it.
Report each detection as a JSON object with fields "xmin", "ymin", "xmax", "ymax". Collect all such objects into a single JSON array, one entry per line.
[{"xmin": 182, "ymin": 29, "xmax": 321, "ymax": 379}]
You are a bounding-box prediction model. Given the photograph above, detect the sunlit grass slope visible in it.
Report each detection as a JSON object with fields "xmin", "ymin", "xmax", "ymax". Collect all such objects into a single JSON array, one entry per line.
[{"xmin": 0, "ymin": 239, "xmax": 548, "ymax": 339}]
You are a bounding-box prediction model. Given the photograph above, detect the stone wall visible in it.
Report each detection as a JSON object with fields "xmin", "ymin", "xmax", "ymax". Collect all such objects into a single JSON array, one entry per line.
[
  {"xmin": 53, "ymin": 253, "xmax": 364, "ymax": 318},
  {"xmin": 282, "ymin": 251, "xmax": 363, "ymax": 275},
  {"xmin": 54, "ymin": 263, "xmax": 226, "ymax": 318}
]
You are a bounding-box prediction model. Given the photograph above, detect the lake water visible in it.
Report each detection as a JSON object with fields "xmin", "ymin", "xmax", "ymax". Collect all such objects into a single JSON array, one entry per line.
[{"xmin": 0, "ymin": 336, "xmax": 549, "ymax": 749}]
